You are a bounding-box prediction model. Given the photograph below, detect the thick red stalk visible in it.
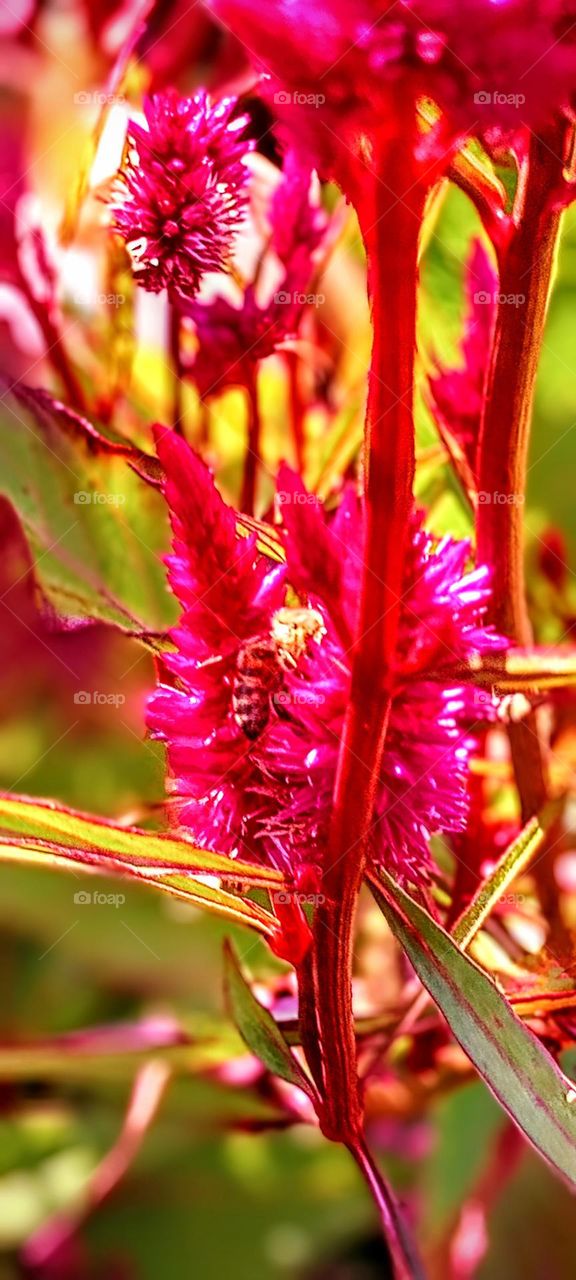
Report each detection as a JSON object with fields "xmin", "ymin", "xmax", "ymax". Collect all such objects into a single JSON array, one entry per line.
[
  {"xmin": 303, "ymin": 123, "xmax": 425, "ymax": 1145},
  {"xmin": 476, "ymin": 118, "xmax": 568, "ymax": 818},
  {"xmin": 476, "ymin": 120, "xmax": 566, "ymax": 644},
  {"xmin": 287, "ymin": 350, "xmax": 306, "ymax": 471},
  {"xmin": 168, "ymin": 301, "xmax": 184, "ymax": 436},
  {"xmin": 240, "ymin": 363, "xmax": 261, "ymax": 515}
]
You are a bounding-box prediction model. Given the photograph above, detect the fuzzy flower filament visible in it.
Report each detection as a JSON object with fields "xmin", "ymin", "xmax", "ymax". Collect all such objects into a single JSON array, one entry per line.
[
  {"xmin": 110, "ymin": 89, "xmax": 253, "ymax": 298},
  {"xmin": 147, "ymin": 433, "xmax": 503, "ymax": 891}
]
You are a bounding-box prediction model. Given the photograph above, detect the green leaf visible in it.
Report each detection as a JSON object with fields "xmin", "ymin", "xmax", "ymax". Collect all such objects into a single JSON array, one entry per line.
[
  {"xmin": 0, "ymin": 381, "xmax": 176, "ymax": 636},
  {"xmin": 370, "ymin": 870, "xmax": 576, "ymax": 1191},
  {"xmin": 223, "ymin": 940, "xmax": 317, "ymax": 1099},
  {"xmin": 0, "ymin": 794, "xmax": 285, "ymax": 938},
  {"xmin": 0, "ymin": 838, "xmax": 278, "ymax": 938},
  {"xmin": 452, "ymin": 815, "xmax": 544, "ymax": 948},
  {"xmin": 460, "ymin": 647, "xmax": 576, "ymax": 692},
  {"xmin": 0, "ymin": 794, "xmax": 283, "ymax": 887}
]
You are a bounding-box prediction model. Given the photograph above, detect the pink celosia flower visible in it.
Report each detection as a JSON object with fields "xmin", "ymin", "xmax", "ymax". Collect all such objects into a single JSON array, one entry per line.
[
  {"xmin": 110, "ymin": 89, "xmax": 253, "ymax": 297},
  {"xmin": 148, "ymin": 429, "xmax": 503, "ymax": 887},
  {"xmin": 209, "ymin": 0, "xmax": 576, "ymax": 172},
  {"xmin": 181, "ymin": 284, "xmax": 301, "ymax": 399},
  {"xmin": 181, "ymin": 153, "xmax": 329, "ymax": 397},
  {"xmin": 267, "ymin": 151, "xmax": 328, "ymax": 277},
  {"xmin": 428, "ymin": 239, "xmax": 497, "ymax": 483},
  {"xmin": 147, "ymin": 425, "xmax": 286, "ymax": 855},
  {"xmin": 258, "ymin": 465, "xmax": 504, "ymax": 882}
]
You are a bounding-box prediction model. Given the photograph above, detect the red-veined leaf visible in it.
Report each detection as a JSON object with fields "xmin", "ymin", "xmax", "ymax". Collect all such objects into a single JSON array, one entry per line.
[
  {"xmin": 370, "ymin": 870, "xmax": 576, "ymax": 1190},
  {"xmin": 0, "ymin": 794, "xmax": 285, "ymax": 938},
  {"xmin": 223, "ymin": 939, "xmax": 318, "ymax": 1100}
]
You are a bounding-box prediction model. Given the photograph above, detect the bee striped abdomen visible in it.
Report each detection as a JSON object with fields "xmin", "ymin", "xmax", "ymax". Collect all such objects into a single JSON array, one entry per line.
[{"xmin": 232, "ymin": 638, "xmax": 280, "ymax": 740}]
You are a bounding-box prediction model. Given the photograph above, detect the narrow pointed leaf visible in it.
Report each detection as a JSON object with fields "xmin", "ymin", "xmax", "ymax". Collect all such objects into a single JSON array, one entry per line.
[
  {"xmin": 142, "ymin": 871, "xmax": 279, "ymax": 935},
  {"xmin": 0, "ymin": 794, "xmax": 283, "ymax": 887},
  {"xmin": 0, "ymin": 837, "xmax": 279, "ymax": 937},
  {"xmin": 0, "ymin": 794, "xmax": 285, "ymax": 938},
  {"xmin": 370, "ymin": 871, "xmax": 576, "ymax": 1190},
  {"xmin": 223, "ymin": 940, "xmax": 317, "ymax": 1100},
  {"xmin": 431, "ymin": 416, "xmax": 478, "ymax": 510},
  {"xmin": 462, "ymin": 648, "xmax": 576, "ymax": 692},
  {"xmin": 236, "ymin": 513, "xmax": 286, "ymax": 564},
  {"xmin": 452, "ymin": 816, "xmax": 544, "ymax": 948}
]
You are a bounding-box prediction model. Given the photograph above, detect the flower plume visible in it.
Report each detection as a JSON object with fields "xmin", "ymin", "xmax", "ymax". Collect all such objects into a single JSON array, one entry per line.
[
  {"xmin": 148, "ymin": 431, "xmax": 503, "ymax": 886},
  {"xmin": 110, "ymin": 89, "xmax": 252, "ymax": 298}
]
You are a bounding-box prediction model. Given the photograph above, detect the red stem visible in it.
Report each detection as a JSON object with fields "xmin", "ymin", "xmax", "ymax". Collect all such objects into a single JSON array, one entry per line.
[
  {"xmin": 476, "ymin": 118, "xmax": 568, "ymax": 820},
  {"xmin": 476, "ymin": 119, "xmax": 566, "ymax": 646},
  {"xmin": 240, "ymin": 363, "xmax": 261, "ymax": 515},
  {"xmin": 302, "ymin": 120, "xmax": 425, "ymax": 1145},
  {"xmin": 349, "ymin": 1137, "xmax": 426, "ymax": 1280},
  {"xmin": 169, "ymin": 301, "xmax": 184, "ymax": 436},
  {"xmin": 287, "ymin": 350, "xmax": 305, "ymax": 471},
  {"xmin": 19, "ymin": 274, "xmax": 88, "ymax": 415}
]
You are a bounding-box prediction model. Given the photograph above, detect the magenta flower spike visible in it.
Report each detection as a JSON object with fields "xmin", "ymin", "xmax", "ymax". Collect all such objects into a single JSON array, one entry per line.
[
  {"xmin": 180, "ymin": 151, "xmax": 330, "ymax": 399},
  {"xmin": 181, "ymin": 284, "xmax": 300, "ymax": 400},
  {"xmin": 146, "ymin": 425, "xmax": 286, "ymax": 857},
  {"xmin": 110, "ymin": 89, "xmax": 253, "ymax": 298},
  {"xmin": 209, "ymin": 0, "xmax": 576, "ymax": 167},
  {"xmin": 147, "ymin": 425, "xmax": 321, "ymax": 962},
  {"xmin": 262, "ymin": 465, "xmax": 504, "ymax": 883},
  {"xmin": 147, "ymin": 433, "xmax": 502, "ymax": 890}
]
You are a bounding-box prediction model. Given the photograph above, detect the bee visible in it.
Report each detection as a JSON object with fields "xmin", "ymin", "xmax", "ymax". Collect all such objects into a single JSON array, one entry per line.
[
  {"xmin": 232, "ymin": 606, "xmax": 325, "ymax": 741},
  {"xmin": 232, "ymin": 635, "xmax": 281, "ymax": 741}
]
